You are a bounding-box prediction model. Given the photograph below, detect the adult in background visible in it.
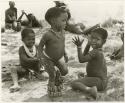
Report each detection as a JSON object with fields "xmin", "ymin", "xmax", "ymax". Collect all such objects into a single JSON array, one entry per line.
[
  {"xmin": 5, "ymin": 1, "xmax": 21, "ymax": 31},
  {"xmin": 17, "ymin": 10, "xmax": 43, "ymax": 28}
]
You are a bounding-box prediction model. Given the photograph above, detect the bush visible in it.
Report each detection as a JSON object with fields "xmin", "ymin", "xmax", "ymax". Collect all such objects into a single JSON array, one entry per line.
[{"xmin": 102, "ymin": 18, "xmax": 120, "ymax": 28}]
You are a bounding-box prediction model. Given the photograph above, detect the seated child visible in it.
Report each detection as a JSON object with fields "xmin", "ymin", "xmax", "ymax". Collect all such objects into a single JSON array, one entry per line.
[
  {"xmin": 71, "ymin": 28, "xmax": 108, "ymax": 99},
  {"xmin": 17, "ymin": 10, "xmax": 42, "ymax": 28},
  {"xmin": 10, "ymin": 28, "xmax": 48, "ymax": 92},
  {"xmin": 38, "ymin": 7, "xmax": 68, "ymax": 97},
  {"xmin": 110, "ymin": 33, "xmax": 124, "ymax": 60}
]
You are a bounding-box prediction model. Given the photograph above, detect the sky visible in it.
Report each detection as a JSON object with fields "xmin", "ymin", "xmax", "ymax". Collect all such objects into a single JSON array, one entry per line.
[{"xmin": 0, "ymin": 0, "xmax": 124, "ymax": 25}]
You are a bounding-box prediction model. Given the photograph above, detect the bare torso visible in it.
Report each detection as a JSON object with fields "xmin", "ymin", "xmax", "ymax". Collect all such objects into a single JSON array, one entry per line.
[{"xmin": 43, "ymin": 29, "xmax": 65, "ymax": 61}]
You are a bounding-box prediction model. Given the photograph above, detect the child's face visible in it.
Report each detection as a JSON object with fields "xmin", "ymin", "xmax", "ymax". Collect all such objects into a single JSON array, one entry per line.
[
  {"xmin": 51, "ymin": 12, "xmax": 68, "ymax": 31},
  {"xmin": 23, "ymin": 33, "xmax": 35, "ymax": 48},
  {"xmin": 89, "ymin": 32, "xmax": 105, "ymax": 49}
]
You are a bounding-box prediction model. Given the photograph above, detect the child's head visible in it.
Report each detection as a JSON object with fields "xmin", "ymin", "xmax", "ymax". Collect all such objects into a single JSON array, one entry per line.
[
  {"xmin": 21, "ymin": 28, "xmax": 35, "ymax": 48},
  {"xmin": 89, "ymin": 28, "xmax": 108, "ymax": 49},
  {"xmin": 45, "ymin": 7, "xmax": 68, "ymax": 31}
]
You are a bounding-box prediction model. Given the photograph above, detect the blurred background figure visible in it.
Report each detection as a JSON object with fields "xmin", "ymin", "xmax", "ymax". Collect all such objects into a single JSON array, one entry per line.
[
  {"xmin": 17, "ymin": 10, "xmax": 43, "ymax": 28},
  {"xmin": 5, "ymin": 1, "xmax": 21, "ymax": 31}
]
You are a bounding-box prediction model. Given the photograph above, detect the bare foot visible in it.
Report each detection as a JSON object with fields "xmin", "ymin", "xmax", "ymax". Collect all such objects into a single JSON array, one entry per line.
[
  {"xmin": 89, "ymin": 86, "xmax": 98, "ymax": 99},
  {"xmin": 10, "ymin": 85, "xmax": 21, "ymax": 93}
]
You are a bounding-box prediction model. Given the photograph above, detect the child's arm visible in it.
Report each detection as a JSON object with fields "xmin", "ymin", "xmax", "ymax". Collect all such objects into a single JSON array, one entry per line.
[
  {"xmin": 64, "ymin": 50, "xmax": 68, "ymax": 63},
  {"xmin": 38, "ymin": 33, "xmax": 49, "ymax": 59},
  {"xmin": 83, "ymin": 36, "xmax": 91, "ymax": 55},
  {"xmin": 72, "ymin": 36, "xmax": 84, "ymax": 62},
  {"xmin": 17, "ymin": 10, "xmax": 25, "ymax": 21},
  {"xmin": 72, "ymin": 36, "xmax": 93, "ymax": 63}
]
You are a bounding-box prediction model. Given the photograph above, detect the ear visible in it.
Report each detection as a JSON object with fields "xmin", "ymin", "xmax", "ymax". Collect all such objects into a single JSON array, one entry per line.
[{"xmin": 50, "ymin": 18, "xmax": 56, "ymax": 25}]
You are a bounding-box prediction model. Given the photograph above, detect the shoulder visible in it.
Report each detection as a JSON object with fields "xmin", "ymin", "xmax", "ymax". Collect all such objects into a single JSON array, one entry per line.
[
  {"xmin": 19, "ymin": 46, "xmax": 25, "ymax": 53},
  {"xmin": 42, "ymin": 29, "xmax": 53, "ymax": 39},
  {"xmin": 14, "ymin": 8, "xmax": 17, "ymax": 12},
  {"xmin": 5, "ymin": 8, "xmax": 10, "ymax": 13},
  {"xmin": 14, "ymin": 7, "xmax": 17, "ymax": 10}
]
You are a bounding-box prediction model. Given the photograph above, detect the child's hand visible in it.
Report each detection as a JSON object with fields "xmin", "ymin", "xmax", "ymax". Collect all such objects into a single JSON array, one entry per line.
[
  {"xmin": 72, "ymin": 36, "xmax": 84, "ymax": 47},
  {"xmin": 64, "ymin": 54, "xmax": 68, "ymax": 63}
]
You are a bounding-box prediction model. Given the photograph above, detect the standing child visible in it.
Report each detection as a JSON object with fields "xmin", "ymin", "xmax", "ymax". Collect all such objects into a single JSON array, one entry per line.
[
  {"xmin": 38, "ymin": 7, "xmax": 68, "ymax": 97},
  {"xmin": 71, "ymin": 28, "xmax": 108, "ymax": 99},
  {"xmin": 10, "ymin": 28, "xmax": 48, "ymax": 92}
]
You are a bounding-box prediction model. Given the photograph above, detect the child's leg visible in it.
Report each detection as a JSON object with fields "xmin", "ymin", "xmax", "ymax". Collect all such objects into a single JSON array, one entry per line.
[
  {"xmin": 55, "ymin": 58, "xmax": 68, "ymax": 76},
  {"xmin": 10, "ymin": 67, "xmax": 28, "ymax": 92},
  {"xmin": 10, "ymin": 67, "xmax": 21, "ymax": 92},
  {"xmin": 70, "ymin": 77, "xmax": 106, "ymax": 99}
]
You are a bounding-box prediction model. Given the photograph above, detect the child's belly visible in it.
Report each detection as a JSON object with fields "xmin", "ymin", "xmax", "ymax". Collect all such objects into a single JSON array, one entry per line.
[{"xmin": 45, "ymin": 44, "xmax": 65, "ymax": 61}]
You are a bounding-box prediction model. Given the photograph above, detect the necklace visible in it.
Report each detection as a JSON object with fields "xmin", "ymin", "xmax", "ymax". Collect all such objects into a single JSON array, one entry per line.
[
  {"xmin": 23, "ymin": 42, "xmax": 37, "ymax": 58},
  {"xmin": 50, "ymin": 29, "xmax": 64, "ymax": 39}
]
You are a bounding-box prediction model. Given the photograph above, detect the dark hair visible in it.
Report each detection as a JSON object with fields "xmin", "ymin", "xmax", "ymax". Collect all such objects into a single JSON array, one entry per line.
[
  {"xmin": 91, "ymin": 28, "xmax": 108, "ymax": 40},
  {"xmin": 21, "ymin": 28, "xmax": 35, "ymax": 39},
  {"xmin": 45, "ymin": 7, "xmax": 66, "ymax": 24}
]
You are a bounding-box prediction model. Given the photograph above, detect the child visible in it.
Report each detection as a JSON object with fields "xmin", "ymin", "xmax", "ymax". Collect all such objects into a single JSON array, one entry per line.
[
  {"xmin": 71, "ymin": 28, "xmax": 108, "ymax": 99},
  {"xmin": 38, "ymin": 7, "xmax": 68, "ymax": 97},
  {"xmin": 10, "ymin": 28, "xmax": 48, "ymax": 92},
  {"xmin": 5, "ymin": 1, "xmax": 17, "ymax": 29}
]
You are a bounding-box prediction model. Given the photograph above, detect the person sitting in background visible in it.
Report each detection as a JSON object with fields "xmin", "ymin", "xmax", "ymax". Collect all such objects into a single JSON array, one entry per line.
[
  {"xmin": 5, "ymin": 1, "xmax": 17, "ymax": 29},
  {"xmin": 17, "ymin": 10, "xmax": 43, "ymax": 28},
  {"xmin": 10, "ymin": 28, "xmax": 48, "ymax": 93},
  {"xmin": 54, "ymin": 1, "xmax": 86, "ymax": 34}
]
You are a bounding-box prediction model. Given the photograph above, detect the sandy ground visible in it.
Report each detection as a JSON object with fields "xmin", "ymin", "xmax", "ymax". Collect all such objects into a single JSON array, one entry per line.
[{"xmin": 1, "ymin": 24, "xmax": 124, "ymax": 102}]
